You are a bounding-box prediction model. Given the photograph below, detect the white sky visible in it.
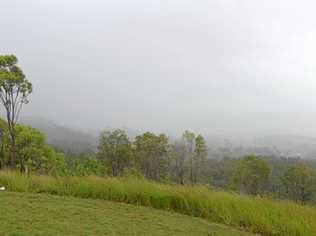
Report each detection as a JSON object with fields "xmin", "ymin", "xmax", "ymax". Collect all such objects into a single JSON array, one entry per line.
[{"xmin": 1, "ymin": 0, "xmax": 316, "ymax": 138}]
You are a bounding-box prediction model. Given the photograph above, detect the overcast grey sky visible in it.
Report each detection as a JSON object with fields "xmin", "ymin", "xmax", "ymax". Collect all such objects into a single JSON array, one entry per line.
[{"xmin": 1, "ymin": 0, "xmax": 316, "ymax": 138}]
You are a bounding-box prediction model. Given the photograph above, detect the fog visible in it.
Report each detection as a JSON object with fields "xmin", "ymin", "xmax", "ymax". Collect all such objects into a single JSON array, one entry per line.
[{"xmin": 1, "ymin": 0, "xmax": 316, "ymax": 140}]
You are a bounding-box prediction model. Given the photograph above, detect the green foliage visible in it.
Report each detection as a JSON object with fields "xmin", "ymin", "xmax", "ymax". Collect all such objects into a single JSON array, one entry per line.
[
  {"xmin": 0, "ymin": 55, "xmax": 32, "ymax": 167},
  {"xmin": 168, "ymin": 141, "xmax": 187, "ymax": 184},
  {"xmin": 0, "ymin": 55, "xmax": 32, "ymax": 93},
  {"xmin": 70, "ymin": 155, "xmax": 105, "ymax": 176},
  {"xmin": 97, "ymin": 129, "xmax": 132, "ymax": 176},
  {"xmin": 182, "ymin": 130, "xmax": 196, "ymax": 150},
  {"xmin": 232, "ymin": 155, "xmax": 271, "ymax": 195},
  {"xmin": 281, "ymin": 164, "xmax": 316, "ymax": 203},
  {"xmin": 182, "ymin": 130, "xmax": 196, "ymax": 184},
  {"xmin": 182, "ymin": 131, "xmax": 196, "ymax": 161},
  {"xmin": 121, "ymin": 167, "xmax": 144, "ymax": 180},
  {"xmin": 193, "ymin": 134, "xmax": 207, "ymax": 183},
  {"xmin": 1, "ymin": 171, "xmax": 316, "ymax": 236},
  {"xmin": 209, "ymin": 157, "xmax": 239, "ymax": 188},
  {"xmin": 1, "ymin": 125, "xmax": 65, "ymax": 174},
  {"xmin": 0, "ymin": 118, "xmax": 7, "ymax": 132},
  {"xmin": 134, "ymin": 132, "xmax": 169, "ymax": 181}
]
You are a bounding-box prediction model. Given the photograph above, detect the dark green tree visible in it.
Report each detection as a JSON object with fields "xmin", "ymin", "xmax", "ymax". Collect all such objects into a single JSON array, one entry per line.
[
  {"xmin": 2, "ymin": 125, "xmax": 65, "ymax": 174},
  {"xmin": 97, "ymin": 129, "xmax": 132, "ymax": 176},
  {"xmin": 134, "ymin": 132, "xmax": 169, "ymax": 181},
  {"xmin": 232, "ymin": 155, "xmax": 271, "ymax": 195},
  {"xmin": 281, "ymin": 164, "xmax": 316, "ymax": 203}
]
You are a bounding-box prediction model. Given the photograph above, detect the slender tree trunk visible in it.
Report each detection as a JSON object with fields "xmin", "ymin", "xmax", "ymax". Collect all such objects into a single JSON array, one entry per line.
[
  {"xmin": 190, "ymin": 157, "xmax": 193, "ymax": 185},
  {"xmin": 9, "ymin": 130, "xmax": 17, "ymax": 168},
  {"xmin": 19, "ymin": 159, "xmax": 24, "ymax": 173}
]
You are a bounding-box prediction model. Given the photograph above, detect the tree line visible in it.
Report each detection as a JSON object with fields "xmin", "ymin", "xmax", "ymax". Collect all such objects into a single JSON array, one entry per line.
[{"xmin": 95, "ymin": 129, "xmax": 316, "ymax": 203}]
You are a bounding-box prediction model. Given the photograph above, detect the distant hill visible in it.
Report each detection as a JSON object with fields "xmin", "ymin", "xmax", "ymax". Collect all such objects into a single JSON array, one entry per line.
[
  {"xmin": 20, "ymin": 117, "xmax": 98, "ymax": 154},
  {"xmin": 19, "ymin": 117, "xmax": 144, "ymax": 155},
  {"xmin": 19, "ymin": 117, "xmax": 316, "ymax": 159}
]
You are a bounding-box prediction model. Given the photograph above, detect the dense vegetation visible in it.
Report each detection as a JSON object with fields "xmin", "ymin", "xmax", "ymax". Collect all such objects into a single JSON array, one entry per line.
[
  {"xmin": 65, "ymin": 130, "xmax": 316, "ymax": 204},
  {"xmin": 2, "ymin": 119, "xmax": 315, "ymax": 204}
]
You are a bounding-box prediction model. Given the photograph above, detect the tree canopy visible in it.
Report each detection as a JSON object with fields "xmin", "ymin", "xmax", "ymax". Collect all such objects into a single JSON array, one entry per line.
[
  {"xmin": 232, "ymin": 155, "xmax": 271, "ymax": 195},
  {"xmin": 281, "ymin": 164, "xmax": 316, "ymax": 203}
]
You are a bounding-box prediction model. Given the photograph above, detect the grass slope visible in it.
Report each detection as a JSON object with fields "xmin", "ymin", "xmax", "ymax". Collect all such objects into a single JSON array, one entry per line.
[
  {"xmin": 0, "ymin": 172, "xmax": 316, "ymax": 235},
  {"xmin": 0, "ymin": 192, "xmax": 252, "ymax": 236}
]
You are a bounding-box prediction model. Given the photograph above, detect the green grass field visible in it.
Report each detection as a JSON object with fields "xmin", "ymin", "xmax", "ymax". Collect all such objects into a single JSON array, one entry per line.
[
  {"xmin": 0, "ymin": 192, "xmax": 253, "ymax": 236},
  {"xmin": 0, "ymin": 171, "xmax": 315, "ymax": 236}
]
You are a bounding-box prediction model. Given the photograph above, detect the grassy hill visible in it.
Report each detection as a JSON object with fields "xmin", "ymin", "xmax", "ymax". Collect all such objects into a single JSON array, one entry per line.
[
  {"xmin": 0, "ymin": 171, "xmax": 315, "ymax": 235},
  {"xmin": 0, "ymin": 191, "xmax": 252, "ymax": 236}
]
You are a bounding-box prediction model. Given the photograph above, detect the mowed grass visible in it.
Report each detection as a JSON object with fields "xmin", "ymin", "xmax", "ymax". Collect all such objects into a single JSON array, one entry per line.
[
  {"xmin": 0, "ymin": 191, "xmax": 252, "ymax": 236},
  {"xmin": 0, "ymin": 171, "xmax": 315, "ymax": 236}
]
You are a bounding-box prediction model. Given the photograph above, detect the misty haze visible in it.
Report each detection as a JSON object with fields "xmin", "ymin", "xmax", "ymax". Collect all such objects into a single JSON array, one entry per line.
[
  {"xmin": 1, "ymin": 1, "xmax": 316, "ymax": 236},
  {"xmin": 1, "ymin": 1, "xmax": 315, "ymax": 132}
]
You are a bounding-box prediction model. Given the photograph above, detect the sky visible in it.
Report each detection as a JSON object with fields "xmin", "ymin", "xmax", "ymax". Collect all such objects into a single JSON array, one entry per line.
[{"xmin": 1, "ymin": 0, "xmax": 316, "ymax": 139}]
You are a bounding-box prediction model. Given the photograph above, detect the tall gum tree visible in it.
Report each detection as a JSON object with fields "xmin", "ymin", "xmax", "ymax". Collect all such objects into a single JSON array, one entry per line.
[{"xmin": 0, "ymin": 55, "xmax": 32, "ymax": 167}]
